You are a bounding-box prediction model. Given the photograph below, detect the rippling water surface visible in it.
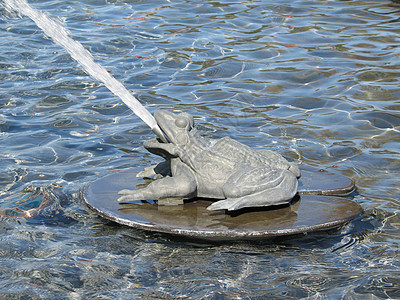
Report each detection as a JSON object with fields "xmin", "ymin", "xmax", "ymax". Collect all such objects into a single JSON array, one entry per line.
[{"xmin": 1, "ymin": 0, "xmax": 399, "ymax": 298}]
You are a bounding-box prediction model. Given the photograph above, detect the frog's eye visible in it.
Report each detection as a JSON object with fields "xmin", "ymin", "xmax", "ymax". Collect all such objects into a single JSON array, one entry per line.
[{"xmin": 175, "ymin": 117, "xmax": 188, "ymax": 128}]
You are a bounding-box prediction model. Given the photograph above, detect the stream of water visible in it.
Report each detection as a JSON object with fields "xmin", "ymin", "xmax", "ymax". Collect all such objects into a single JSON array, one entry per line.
[
  {"xmin": 0, "ymin": 0, "xmax": 399, "ymax": 298},
  {"xmin": 3, "ymin": 0, "xmax": 166, "ymax": 141}
]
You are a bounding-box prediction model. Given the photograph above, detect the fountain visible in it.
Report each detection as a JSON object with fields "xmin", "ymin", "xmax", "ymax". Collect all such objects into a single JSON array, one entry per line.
[{"xmin": 3, "ymin": 0, "xmax": 361, "ymax": 240}]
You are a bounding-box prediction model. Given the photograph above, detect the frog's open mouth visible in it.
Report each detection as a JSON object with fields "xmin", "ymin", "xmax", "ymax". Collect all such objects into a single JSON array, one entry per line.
[{"xmin": 154, "ymin": 110, "xmax": 175, "ymax": 143}]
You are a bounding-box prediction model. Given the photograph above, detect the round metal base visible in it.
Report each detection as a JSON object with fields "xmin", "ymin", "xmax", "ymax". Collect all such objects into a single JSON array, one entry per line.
[{"xmin": 83, "ymin": 166, "xmax": 360, "ymax": 240}]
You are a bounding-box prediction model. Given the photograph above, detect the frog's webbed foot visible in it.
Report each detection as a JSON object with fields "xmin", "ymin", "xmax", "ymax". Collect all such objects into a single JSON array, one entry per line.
[
  {"xmin": 137, "ymin": 161, "xmax": 171, "ymax": 179},
  {"xmin": 207, "ymin": 169, "xmax": 298, "ymax": 211},
  {"xmin": 207, "ymin": 198, "xmax": 242, "ymax": 211}
]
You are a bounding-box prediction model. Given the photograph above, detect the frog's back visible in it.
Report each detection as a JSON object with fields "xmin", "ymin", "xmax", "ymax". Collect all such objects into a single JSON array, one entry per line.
[{"xmin": 211, "ymin": 137, "xmax": 267, "ymax": 166}]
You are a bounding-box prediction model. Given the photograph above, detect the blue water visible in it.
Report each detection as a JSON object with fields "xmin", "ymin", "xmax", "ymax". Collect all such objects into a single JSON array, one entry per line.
[{"xmin": 1, "ymin": 0, "xmax": 399, "ymax": 298}]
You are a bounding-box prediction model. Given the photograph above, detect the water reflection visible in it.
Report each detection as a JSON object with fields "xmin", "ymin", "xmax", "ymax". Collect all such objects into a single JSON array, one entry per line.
[
  {"xmin": 0, "ymin": 185, "xmax": 63, "ymax": 219},
  {"xmin": 0, "ymin": 0, "xmax": 399, "ymax": 298},
  {"xmin": 118, "ymin": 198, "xmax": 300, "ymax": 234}
]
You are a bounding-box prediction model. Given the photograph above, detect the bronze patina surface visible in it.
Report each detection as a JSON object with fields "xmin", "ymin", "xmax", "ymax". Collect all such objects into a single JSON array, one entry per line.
[{"xmin": 84, "ymin": 167, "xmax": 360, "ymax": 240}]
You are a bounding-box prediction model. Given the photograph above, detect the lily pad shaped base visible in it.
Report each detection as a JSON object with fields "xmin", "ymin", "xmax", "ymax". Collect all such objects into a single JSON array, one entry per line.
[{"xmin": 83, "ymin": 166, "xmax": 360, "ymax": 240}]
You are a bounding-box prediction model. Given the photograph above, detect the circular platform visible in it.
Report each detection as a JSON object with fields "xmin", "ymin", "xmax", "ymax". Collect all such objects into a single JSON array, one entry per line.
[{"xmin": 83, "ymin": 166, "xmax": 361, "ymax": 240}]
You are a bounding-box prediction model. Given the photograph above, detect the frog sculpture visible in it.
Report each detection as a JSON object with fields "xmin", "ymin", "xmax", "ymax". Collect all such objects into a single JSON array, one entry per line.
[{"xmin": 118, "ymin": 110, "xmax": 300, "ymax": 211}]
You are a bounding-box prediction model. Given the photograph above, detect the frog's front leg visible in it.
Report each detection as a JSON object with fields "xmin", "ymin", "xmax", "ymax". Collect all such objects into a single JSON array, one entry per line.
[
  {"xmin": 117, "ymin": 163, "xmax": 197, "ymax": 202},
  {"xmin": 207, "ymin": 168, "xmax": 298, "ymax": 211}
]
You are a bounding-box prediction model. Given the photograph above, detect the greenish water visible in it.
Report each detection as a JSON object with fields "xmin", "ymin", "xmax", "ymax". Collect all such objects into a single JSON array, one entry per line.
[{"xmin": 0, "ymin": 0, "xmax": 399, "ymax": 298}]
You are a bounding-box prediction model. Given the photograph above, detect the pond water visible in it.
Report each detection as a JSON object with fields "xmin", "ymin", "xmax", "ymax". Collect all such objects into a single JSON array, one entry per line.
[{"xmin": 0, "ymin": 0, "xmax": 399, "ymax": 298}]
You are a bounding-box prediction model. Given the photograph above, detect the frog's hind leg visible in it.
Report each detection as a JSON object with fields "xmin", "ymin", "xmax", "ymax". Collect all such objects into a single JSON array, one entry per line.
[
  {"xmin": 258, "ymin": 150, "xmax": 301, "ymax": 178},
  {"xmin": 207, "ymin": 169, "xmax": 298, "ymax": 211}
]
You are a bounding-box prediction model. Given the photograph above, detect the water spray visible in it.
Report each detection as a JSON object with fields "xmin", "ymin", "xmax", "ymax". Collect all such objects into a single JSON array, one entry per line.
[{"xmin": 3, "ymin": 0, "xmax": 168, "ymax": 143}]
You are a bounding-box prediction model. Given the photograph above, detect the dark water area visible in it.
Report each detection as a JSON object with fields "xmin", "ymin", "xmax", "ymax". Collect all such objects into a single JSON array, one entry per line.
[{"xmin": 0, "ymin": 0, "xmax": 399, "ymax": 298}]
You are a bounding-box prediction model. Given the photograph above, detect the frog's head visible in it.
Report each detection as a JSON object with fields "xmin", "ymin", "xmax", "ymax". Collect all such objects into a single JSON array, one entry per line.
[{"xmin": 154, "ymin": 110, "xmax": 194, "ymax": 146}]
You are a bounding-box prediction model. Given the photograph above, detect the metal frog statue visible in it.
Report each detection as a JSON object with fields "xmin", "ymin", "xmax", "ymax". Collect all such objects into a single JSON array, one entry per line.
[{"xmin": 118, "ymin": 110, "xmax": 300, "ymax": 211}]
